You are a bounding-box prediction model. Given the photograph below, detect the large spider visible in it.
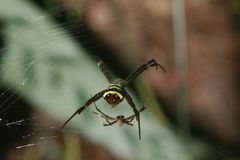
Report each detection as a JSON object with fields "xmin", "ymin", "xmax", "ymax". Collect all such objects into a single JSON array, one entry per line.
[
  {"xmin": 59, "ymin": 57, "xmax": 165, "ymax": 139},
  {"xmin": 91, "ymin": 102, "xmax": 146, "ymax": 127}
]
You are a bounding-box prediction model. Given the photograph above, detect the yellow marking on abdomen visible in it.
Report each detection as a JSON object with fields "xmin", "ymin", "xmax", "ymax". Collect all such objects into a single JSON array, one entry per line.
[{"xmin": 103, "ymin": 91, "xmax": 124, "ymax": 100}]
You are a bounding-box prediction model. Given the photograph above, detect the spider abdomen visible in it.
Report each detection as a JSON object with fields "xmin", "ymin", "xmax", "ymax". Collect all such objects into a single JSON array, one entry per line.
[
  {"xmin": 103, "ymin": 85, "xmax": 124, "ymax": 106},
  {"xmin": 103, "ymin": 91, "xmax": 124, "ymax": 106}
]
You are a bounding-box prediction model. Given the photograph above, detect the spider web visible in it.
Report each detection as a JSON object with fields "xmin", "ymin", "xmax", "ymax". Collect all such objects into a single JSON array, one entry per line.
[
  {"xmin": 0, "ymin": 0, "xmax": 236, "ymax": 160},
  {"xmin": 0, "ymin": 1, "xmax": 100, "ymax": 158}
]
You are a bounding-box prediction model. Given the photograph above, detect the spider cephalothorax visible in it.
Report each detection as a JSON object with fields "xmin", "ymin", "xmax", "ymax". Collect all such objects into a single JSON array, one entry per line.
[{"xmin": 60, "ymin": 58, "xmax": 165, "ymax": 139}]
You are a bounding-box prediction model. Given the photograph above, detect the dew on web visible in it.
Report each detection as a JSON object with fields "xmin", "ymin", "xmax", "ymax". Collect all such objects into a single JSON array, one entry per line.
[{"xmin": 16, "ymin": 135, "xmax": 61, "ymax": 150}]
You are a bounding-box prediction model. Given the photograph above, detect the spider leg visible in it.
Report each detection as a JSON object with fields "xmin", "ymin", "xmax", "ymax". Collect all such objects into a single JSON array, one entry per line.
[
  {"xmin": 122, "ymin": 118, "xmax": 134, "ymax": 126},
  {"xmin": 93, "ymin": 102, "xmax": 115, "ymax": 120},
  {"xmin": 123, "ymin": 89, "xmax": 142, "ymax": 140},
  {"xmin": 138, "ymin": 106, "xmax": 147, "ymax": 112},
  {"xmin": 125, "ymin": 122, "xmax": 133, "ymax": 126},
  {"xmin": 124, "ymin": 106, "xmax": 146, "ymax": 127},
  {"xmin": 59, "ymin": 90, "xmax": 107, "ymax": 130},
  {"xmin": 92, "ymin": 56, "xmax": 115, "ymax": 83},
  {"xmin": 106, "ymin": 118, "xmax": 114, "ymax": 124},
  {"xmin": 122, "ymin": 59, "xmax": 166, "ymax": 86},
  {"xmin": 103, "ymin": 120, "xmax": 117, "ymax": 126},
  {"xmin": 90, "ymin": 102, "xmax": 107, "ymax": 119},
  {"xmin": 59, "ymin": 106, "xmax": 86, "ymax": 130},
  {"xmin": 91, "ymin": 109, "xmax": 106, "ymax": 119},
  {"xmin": 125, "ymin": 106, "xmax": 146, "ymax": 121},
  {"xmin": 125, "ymin": 116, "xmax": 135, "ymax": 122},
  {"xmin": 92, "ymin": 102, "xmax": 118, "ymax": 126}
]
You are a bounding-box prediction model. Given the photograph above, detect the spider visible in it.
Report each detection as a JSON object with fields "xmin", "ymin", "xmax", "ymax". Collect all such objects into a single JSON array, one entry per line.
[
  {"xmin": 91, "ymin": 102, "xmax": 146, "ymax": 127},
  {"xmin": 59, "ymin": 57, "xmax": 165, "ymax": 139}
]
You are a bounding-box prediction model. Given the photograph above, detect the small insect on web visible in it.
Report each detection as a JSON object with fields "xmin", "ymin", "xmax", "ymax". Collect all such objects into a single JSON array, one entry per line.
[
  {"xmin": 91, "ymin": 102, "xmax": 146, "ymax": 127},
  {"xmin": 59, "ymin": 57, "xmax": 166, "ymax": 140}
]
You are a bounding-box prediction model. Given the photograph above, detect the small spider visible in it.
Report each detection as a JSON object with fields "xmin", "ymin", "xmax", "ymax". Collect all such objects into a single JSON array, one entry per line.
[
  {"xmin": 60, "ymin": 57, "xmax": 165, "ymax": 139},
  {"xmin": 91, "ymin": 102, "xmax": 146, "ymax": 127}
]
